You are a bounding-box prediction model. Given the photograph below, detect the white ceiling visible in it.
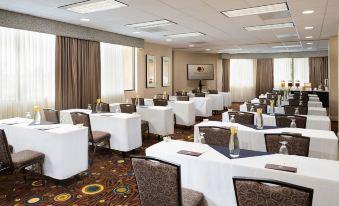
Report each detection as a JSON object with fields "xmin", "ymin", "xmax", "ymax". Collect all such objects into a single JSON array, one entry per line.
[{"xmin": 0, "ymin": 0, "xmax": 338, "ymax": 54}]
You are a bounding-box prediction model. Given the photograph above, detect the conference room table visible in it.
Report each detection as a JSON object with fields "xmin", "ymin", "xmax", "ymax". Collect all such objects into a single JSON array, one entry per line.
[
  {"xmin": 188, "ymin": 93, "xmax": 224, "ymax": 111},
  {"xmin": 0, "ymin": 117, "xmax": 88, "ymax": 180},
  {"xmin": 223, "ymin": 111, "xmax": 331, "ymax": 131},
  {"xmin": 239, "ymin": 103, "xmax": 327, "ymax": 116},
  {"xmin": 219, "ymin": 92, "xmax": 232, "ymax": 107},
  {"xmin": 143, "ymin": 99, "xmax": 195, "ymax": 126},
  {"xmin": 146, "ymin": 140, "xmax": 339, "ymax": 206},
  {"xmin": 194, "ymin": 121, "xmax": 338, "ymax": 160},
  {"xmin": 59, "ymin": 109, "xmax": 142, "ymax": 152}
]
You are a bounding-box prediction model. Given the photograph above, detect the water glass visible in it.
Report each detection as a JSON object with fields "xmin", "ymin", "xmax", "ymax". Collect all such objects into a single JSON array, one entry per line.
[
  {"xmin": 115, "ymin": 106, "xmax": 120, "ymax": 113},
  {"xmin": 250, "ymin": 106, "xmax": 254, "ymax": 112},
  {"xmin": 25, "ymin": 112, "xmax": 32, "ymax": 119},
  {"xmin": 290, "ymin": 118, "xmax": 297, "ymax": 128},
  {"xmin": 294, "ymin": 108, "xmax": 299, "ymax": 115},
  {"xmin": 279, "ymin": 141, "xmax": 289, "ymax": 155},
  {"xmin": 87, "ymin": 104, "xmax": 92, "ymax": 110},
  {"xmin": 230, "ymin": 115, "xmax": 236, "ymax": 123}
]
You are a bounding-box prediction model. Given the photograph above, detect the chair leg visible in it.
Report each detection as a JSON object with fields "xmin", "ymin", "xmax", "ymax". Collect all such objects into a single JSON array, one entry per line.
[
  {"xmin": 147, "ymin": 125, "xmax": 150, "ymax": 138},
  {"xmin": 107, "ymin": 139, "xmax": 111, "ymax": 149},
  {"xmin": 7, "ymin": 170, "xmax": 19, "ymax": 201},
  {"xmin": 23, "ymin": 168, "xmax": 27, "ymax": 182}
]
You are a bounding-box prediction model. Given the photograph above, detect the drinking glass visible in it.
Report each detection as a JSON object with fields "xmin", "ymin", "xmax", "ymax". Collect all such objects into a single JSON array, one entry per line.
[
  {"xmin": 87, "ymin": 104, "xmax": 92, "ymax": 110},
  {"xmin": 96, "ymin": 103, "xmax": 102, "ymax": 113},
  {"xmin": 290, "ymin": 118, "xmax": 297, "ymax": 128},
  {"xmin": 115, "ymin": 106, "xmax": 120, "ymax": 113},
  {"xmin": 25, "ymin": 112, "xmax": 32, "ymax": 119},
  {"xmin": 198, "ymin": 132, "xmax": 205, "ymax": 144},
  {"xmin": 250, "ymin": 106, "xmax": 254, "ymax": 112},
  {"xmin": 230, "ymin": 115, "xmax": 236, "ymax": 123},
  {"xmin": 279, "ymin": 141, "xmax": 289, "ymax": 155},
  {"xmin": 294, "ymin": 108, "xmax": 300, "ymax": 115}
]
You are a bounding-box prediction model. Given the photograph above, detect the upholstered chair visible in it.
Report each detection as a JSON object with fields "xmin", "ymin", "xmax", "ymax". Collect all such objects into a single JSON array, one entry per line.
[
  {"xmin": 198, "ymin": 126, "xmax": 230, "ymax": 147},
  {"xmin": 177, "ymin": 96, "xmax": 189, "ymax": 101},
  {"xmin": 284, "ymin": 106, "xmax": 308, "ymax": 115},
  {"xmin": 43, "ymin": 109, "xmax": 60, "ymax": 123},
  {"xmin": 194, "ymin": 93, "xmax": 205, "ymax": 97},
  {"xmin": 119, "ymin": 104, "xmax": 149, "ymax": 138},
  {"xmin": 275, "ymin": 115, "xmax": 307, "ymax": 129},
  {"xmin": 153, "ymin": 99, "xmax": 168, "ymax": 106},
  {"xmin": 264, "ymin": 133, "xmax": 310, "ymax": 156},
  {"xmin": 131, "ymin": 98, "xmax": 145, "ymax": 106},
  {"xmin": 228, "ymin": 112, "xmax": 254, "ymax": 125}
]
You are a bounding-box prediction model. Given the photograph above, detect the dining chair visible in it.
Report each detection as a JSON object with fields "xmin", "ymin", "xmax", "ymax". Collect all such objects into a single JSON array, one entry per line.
[
  {"xmin": 131, "ymin": 156, "xmax": 204, "ymax": 206},
  {"xmin": 153, "ymin": 99, "xmax": 168, "ymax": 106},
  {"xmin": 70, "ymin": 112, "xmax": 111, "ymax": 162},
  {"xmin": 192, "ymin": 89, "xmax": 200, "ymax": 94},
  {"xmin": 275, "ymin": 115, "xmax": 307, "ymax": 129},
  {"xmin": 284, "ymin": 106, "xmax": 308, "ymax": 115},
  {"xmin": 93, "ymin": 102, "xmax": 110, "ymax": 113},
  {"xmin": 259, "ymin": 98, "xmax": 266, "ymax": 104},
  {"xmin": 289, "ymin": 99, "xmax": 308, "ymax": 107},
  {"xmin": 119, "ymin": 104, "xmax": 149, "ymax": 138},
  {"xmin": 264, "ymin": 133, "xmax": 310, "ymax": 156},
  {"xmin": 233, "ymin": 177, "xmax": 313, "ymax": 206},
  {"xmin": 155, "ymin": 94, "xmax": 169, "ymax": 100},
  {"xmin": 198, "ymin": 126, "xmax": 230, "ymax": 147},
  {"xmin": 43, "ymin": 109, "xmax": 60, "ymax": 123},
  {"xmin": 246, "ymin": 103, "xmax": 267, "ymax": 113},
  {"xmin": 0, "ymin": 129, "xmax": 45, "ymax": 200},
  {"xmin": 131, "ymin": 97, "xmax": 145, "ymax": 106},
  {"xmin": 177, "ymin": 96, "xmax": 189, "ymax": 101},
  {"xmin": 228, "ymin": 111, "xmax": 254, "ymax": 125},
  {"xmin": 176, "ymin": 91, "xmax": 188, "ymax": 96},
  {"xmin": 207, "ymin": 90, "xmax": 218, "ymax": 94},
  {"xmin": 194, "ymin": 93, "xmax": 205, "ymax": 97}
]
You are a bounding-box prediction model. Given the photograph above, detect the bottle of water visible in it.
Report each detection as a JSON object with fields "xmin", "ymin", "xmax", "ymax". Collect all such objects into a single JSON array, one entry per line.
[
  {"xmin": 256, "ymin": 109, "xmax": 264, "ymax": 129},
  {"xmin": 33, "ymin": 106, "xmax": 41, "ymax": 124},
  {"xmin": 229, "ymin": 126, "xmax": 240, "ymax": 158}
]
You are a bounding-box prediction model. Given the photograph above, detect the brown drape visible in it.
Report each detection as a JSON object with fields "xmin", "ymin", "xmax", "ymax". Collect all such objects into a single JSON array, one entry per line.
[
  {"xmin": 309, "ymin": 57, "xmax": 328, "ymax": 88},
  {"xmin": 222, "ymin": 59, "xmax": 230, "ymax": 92},
  {"xmin": 256, "ymin": 58, "xmax": 274, "ymax": 96},
  {"xmin": 55, "ymin": 36, "xmax": 101, "ymax": 110}
]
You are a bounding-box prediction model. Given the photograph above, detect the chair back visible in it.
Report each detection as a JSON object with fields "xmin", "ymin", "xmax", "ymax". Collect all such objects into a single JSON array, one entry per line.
[
  {"xmin": 93, "ymin": 102, "xmax": 110, "ymax": 113},
  {"xmin": 267, "ymin": 93, "xmax": 277, "ymax": 100},
  {"xmin": 192, "ymin": 89, "xmax": 200, "ymax": 94},
  {"xmin": 246, "ymin": 103, "xmax": 267, "ymax": 113},
  {"xmin": 264, "ymin": 133, "xmax": 310, "ymax": 156},
  {"xmin": 233, "ymin": 177, "xmax": 313, "ymax": 206},
  {"xmin": 0, "ymin": 130, "xmax": 14, "ymax": 169},
  {"xmin": 275, "ymin": 115, "xmax": 307, "ymax": 129},
  {"xmin": 176, "ymin": 91, "xmax": 187, "ymax": 96},
  {"xmin": 155, "ymin": 94, "xmax": 169, "ymax": 100},
  {"xmin": 43, "ymin": 109, "xmax": 59, "ymax": 123},
  {"xmin": 176, "ymin": 96, "xmax": 189, "ymax": 101},
  {"xmin": 207, "ymin": 90, "xmax": 218, "ymax": 94},
  {"xmin": 289, "ymin": 99, "xmax": 308, "ymax": 106},
  {"xmin": 199, "ymin": 126, "xmax": 230, "ymax": 147},
  {"xmin": 153, "ymin": 99, "xmax": 168, "ymax": 106},
  {"xmin": 70, "ymin": 112, "xmax": 93, "ymax": 142},
  {"xmin": 285, "ymin": 106, "xmax": 308, "ymax": 115},
  {"xmin": 131, "ymin": 98, "xmax": 145, "ymax": 106},
  {"xmin": 228, "ymin": 112, "xmax": 254, "ymax": 125},
  {"xmin": 120, "ymin": 104, "xmax": 137, "ymax": 114},
  {"xmin": 131, "ymin": 156, "xmax": 182, "ymax": 206},
  {"xmin": 195, "ymin": 93, "xmax": 205, "ymax": 97},
  {"xmin": 259, "ymin": 98, "xmax": 266, "ymax": 104}
]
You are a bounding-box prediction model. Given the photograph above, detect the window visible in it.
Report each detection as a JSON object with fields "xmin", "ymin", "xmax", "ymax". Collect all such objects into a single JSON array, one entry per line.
[
  {"xmin": 273, "ymin": 58, "xmax": 309, "ymax": 88},
  {"xmin": 100, "ymin": 42, "xmax": 135, "ymax": 103},
  {"xmin": 0, "ymin": 26, "xmax": 55, "ymax": 119},
  {"xmin": 230, "ymin": 59, "xmax": 256, "ymax": 102}
]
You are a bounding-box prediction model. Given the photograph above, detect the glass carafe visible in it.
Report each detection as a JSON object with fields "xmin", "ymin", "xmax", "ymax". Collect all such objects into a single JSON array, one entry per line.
[
  {"xmin": 96, "ymin": 103, "xmax": 102, "ymax": 113},
  {"xmin": 229, "ymin": 126, "xmax": 240, "ymax": 158},
  {"xmin": 255, "ymin": 108, "xmax": 264, "ymax": 129},
  {"xmin": 33, "ymin": 106, "xmax": 41, "ymax": 124}
]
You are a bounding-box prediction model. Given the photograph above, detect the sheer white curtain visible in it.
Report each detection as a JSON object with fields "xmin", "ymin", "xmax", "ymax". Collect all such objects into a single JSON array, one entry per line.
[
  {"xmin": 273, "ymin": 58, "xmax": 293, "ymax": 88},
  {"xmin": 100, "ymin": 42, "xmax": 128, "ymax": 103},
  {"xmin": 0, "ymin": 27, "xmax": 55, "ymax": 119},
  {"xmin": 230, "ymin": 59, "xmax": 256, "ymax": 102},
  {"xmin": 293, "ymin": 58, "xmax": 310, "ymax": 85}
]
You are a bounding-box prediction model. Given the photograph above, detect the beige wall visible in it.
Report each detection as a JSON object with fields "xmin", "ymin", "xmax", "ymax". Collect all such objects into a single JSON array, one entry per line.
[
  {"xmin": 328, "ymin": 36, "xmax": 338, "ymax": 121},
  {"xmin": 125, "ymin": 42, "xmax": 173, "ymax": 99},
  {"xmin": 173, "ymin": 51, "xmax": 221, "ymax": 92}
]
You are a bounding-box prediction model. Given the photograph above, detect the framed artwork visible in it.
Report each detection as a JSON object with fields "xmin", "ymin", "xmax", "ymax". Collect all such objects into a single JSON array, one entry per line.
[
  {"xmin": 146, "ymin": 55, "xmax": 156, "ymax": 88},
  {"xmin": 162, "ymin": 56, "xmax": 170, "ymax": 87}
]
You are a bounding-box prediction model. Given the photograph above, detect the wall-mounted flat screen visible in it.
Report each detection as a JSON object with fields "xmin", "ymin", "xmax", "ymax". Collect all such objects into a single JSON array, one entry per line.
[{"xmin": 187, "ymin": 64, "xmax": 214, "ymax": 80}]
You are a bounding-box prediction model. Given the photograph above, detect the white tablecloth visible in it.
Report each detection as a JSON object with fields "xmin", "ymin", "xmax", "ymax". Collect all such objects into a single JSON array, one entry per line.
[
  {"xmin": 146, "ymin": 140, "xmax": 339, "ymax": 206},
  {"xmin": 191, "ymin": 97, "xmax": 213, "ymax": 117},
  {"xmin": 136, "ymin": 106, "xmax": 174, "ymax": 135},
  {"xmin": 253, "ymin": 98, "xmax": 323, "ymax": 107},
  {"xmin": 223, "ymin": 111, "xmax": 331, "ymax": 131},
  {"xmin": 142, "ymin": 99, "xmax": 196, "ymax": 126},
  {"xmin": 219, "ymin": 92, "xmax": 232, "ymax": 107},
  {"xmin": 206, "ymin": 94, "xmax": 224, "ymax": 111},
  {"xmin": 194, "ymin": 121, "xmax": 338, "ymax": 160},
  {"xmin": 60, "ymin": 109, "xmax": 142, "ymax": 151},
  {"xmin": 0, "ymin": 118, "xmax": 88, "ymax": 180},
  {"xmin": 240, "ymin": 103, "xmax": 327, "ymax": 116}
]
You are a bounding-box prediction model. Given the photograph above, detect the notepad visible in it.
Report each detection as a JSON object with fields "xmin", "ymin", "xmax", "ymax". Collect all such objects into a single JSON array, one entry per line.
[
  {"xmin": 265, "ymin": 163, "xmax": 297, "ymax": 173},
  {"xmin": 177, "ymin": 150, "xmax": 203, "ymax": 157}
]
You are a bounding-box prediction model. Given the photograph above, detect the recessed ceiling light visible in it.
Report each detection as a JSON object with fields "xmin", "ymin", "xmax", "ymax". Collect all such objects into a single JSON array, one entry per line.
[
  {"xmin": 80, "ymin": 18, "xmax": 90, "ymax": 21},
  {"xmin": 165, "ymin": 38, "xmax": 173, "ymax": 42},
  {"xmin": 272, "ymin": 45, "xmax": 301, "ymax": 49},
  {"xmin": 205, "ymin": 49, "xmax": 211, "ymax": 51},
  {"xmin": 166, "ymin": 32, "xmax": 205, "ymax": 38},
  {"xmin": 244, "ymin": 22, "xmax": 294, "ymax": 31},
  {"xmin": 221, "ymin": 3, "xmax": 288, "ymax": 18},
  {"xmin": 302, "ymin": 10, "xmax": 314, "ymax": 14},
  {"xmin": 60, "ymin": 0, "xmax": 128, "ymax": 14},
  {"xmin": 132, "ymin": 31, "xmax": 141, "ymax": 34},
  {"xmin": 306, "ymin": 42, "xmax": 313, "ymax": 45},
  {"xmin": 189, "ymin": 44, "xmax": 195, "ymax": 47},
  {"xmin": 305, "ymin": 36, "xmax": 313, "ymax": 39},
  {"xmin": 304, "ymin": 26, "xmax": 314, "ymax": 30},
  {"xmin": 126, "ymin": 19, "xmax": 176, "ymax": 29}
]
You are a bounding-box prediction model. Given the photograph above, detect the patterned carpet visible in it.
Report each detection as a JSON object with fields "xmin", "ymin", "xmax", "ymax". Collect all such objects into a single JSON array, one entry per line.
[{"xmin": 0, "ymin": 114, "xmax": 223, "ymax": 206}]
